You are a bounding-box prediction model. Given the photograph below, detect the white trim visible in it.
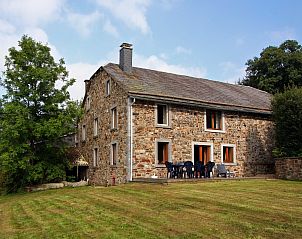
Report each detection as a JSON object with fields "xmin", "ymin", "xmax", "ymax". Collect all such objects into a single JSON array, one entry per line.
[
  {"xmin": 192, "ymin": 141, "xmax": 214, "ymax": 163},
  {"xmin": 155, "ymin": 139, "xmax": 172, "ymax": 166},
  {"xmin": 81, "ymin": 124, "xmax": 86, "ymax": 141},
  {"xmin": 93, "ymin": 147, "xmax": 98, "ymax": 167},
  {"xmin": 221, "ymin": 143, "xmax": 236, "ymax": 165},
  {"xmin": 111, "ymin": 106, "xmax": 118, "ymax": 129},
  {"xmin": 110, "ymin": 141, "xmax": 118, "ymax": 166},
  {"xmin": 155, "ymin": 104, "xmax": 170, "ymax": 127},
  {"xmin": 93, "ymin": 117, "xmax": 98, "ymax": 136},
  {"xmin": 204, "ymin": 110, "xmax": 225, "ymax": 133},
  {"xmin": 105, "ymin": 79, "xmax": 110, "ymax": 96}
]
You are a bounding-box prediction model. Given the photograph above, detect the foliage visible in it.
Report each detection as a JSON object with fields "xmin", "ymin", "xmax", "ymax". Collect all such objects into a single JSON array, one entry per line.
[
  {"xmin": 240, "ymin": 40, "xmax": 302, "ymax": 94},
  {"xmin": 0, "ymin": 180, "xmax": 301, "ymax": 238},
  {"xmin": 271, "ymin": 88, "xmax": 302, "ymax": 157},
  {"xmin": 0, "ymin": 35, "xmax": 81, "ymax": 192}
]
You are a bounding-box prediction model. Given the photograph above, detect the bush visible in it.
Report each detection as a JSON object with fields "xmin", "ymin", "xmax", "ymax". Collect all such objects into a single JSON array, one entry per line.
[{"xmin": 272, "ymin": 88, "xmax": 302, "ymax": 157}]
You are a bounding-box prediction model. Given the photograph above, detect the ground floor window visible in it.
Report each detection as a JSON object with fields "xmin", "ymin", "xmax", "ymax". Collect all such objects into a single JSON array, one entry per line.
[
  {"xmin": 193, "ymin": 144, "xmax": 212, "ymax": 165},
  {"xmin": 156, "ymin": 141, "xmax": 170, "ymax": 164},
  {"xmin": 93, "ymin": 148, "xmax": 98, "ymax": 167},
  {"xmin": 221, "ymin": 144, "xmax": 236, "ymax": 164}
]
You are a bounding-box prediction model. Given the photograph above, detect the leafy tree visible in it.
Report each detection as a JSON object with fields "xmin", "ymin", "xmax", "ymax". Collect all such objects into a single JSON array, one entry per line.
[
  {"xmin": 271, "ymin": 88, "xmax": 302, "ymax": 157},
  {"xmin": 240, "ymin": 40, "xmax": 302, "ymax": 94},
  {"xmin": 0, "ymin": 35, "xmax": 81, "ymax": 192}
]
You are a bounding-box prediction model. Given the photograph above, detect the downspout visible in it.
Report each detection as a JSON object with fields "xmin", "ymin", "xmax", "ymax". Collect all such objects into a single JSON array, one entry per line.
[{"xmin": 127, "ymin": 97, "xmax": 135, "ymax": 181}]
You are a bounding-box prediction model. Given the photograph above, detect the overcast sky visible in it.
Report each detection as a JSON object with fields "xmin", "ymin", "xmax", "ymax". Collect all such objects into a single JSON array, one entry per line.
[{"xmin": 0, "ymin": 0, "xmax": 301, "ymax": 100}]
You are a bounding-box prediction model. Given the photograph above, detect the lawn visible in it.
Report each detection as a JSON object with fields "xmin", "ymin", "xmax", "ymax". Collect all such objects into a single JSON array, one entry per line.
[{"xmin": 0, "ymin": 179, "xmax": 301, "ymax": 239}]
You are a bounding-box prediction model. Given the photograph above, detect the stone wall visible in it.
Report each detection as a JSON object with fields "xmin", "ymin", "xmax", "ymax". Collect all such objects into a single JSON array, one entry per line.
[
  {"xmin": 132, "ymin": 100, "xmax": 275, "ymax": 178},
  {"xmin": 275, "ymin": 157, "xmax": 302, "ymax": 180},
  {"xmin": 76, "ymin": 70, "xmax": 128, "ymax": 186}
]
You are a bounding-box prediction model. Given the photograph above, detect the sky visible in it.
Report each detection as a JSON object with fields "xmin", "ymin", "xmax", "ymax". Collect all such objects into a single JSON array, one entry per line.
[{"xmin": 0, "ymin": 0, "xmax": 301, "ymax": 100}]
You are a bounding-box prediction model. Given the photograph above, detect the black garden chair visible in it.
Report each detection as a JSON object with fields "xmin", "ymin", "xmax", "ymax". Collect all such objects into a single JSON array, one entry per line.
[
  {"xmin": 165, "ymin": 161, "xmax": 175, "ymax": 178},
  {"xmin": 194, "ymin": 161, "xmax": 205, "ymax": 178},
  {"xmin": 205, "ymin": 161, "xmax": 215, "ymax": 178},
  {"xmin": 183, "ymin": 161, "xmax": 194, "ymax": 178}
]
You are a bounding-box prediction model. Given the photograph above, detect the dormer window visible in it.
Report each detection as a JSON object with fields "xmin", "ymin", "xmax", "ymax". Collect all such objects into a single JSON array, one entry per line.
[
  {"xmin": 205, "ymin": 109, "xmax": 224, "ymax": 132},
  {"xmin": 156, "ymin": 104, "xmax": 169, "ymax": 126}
]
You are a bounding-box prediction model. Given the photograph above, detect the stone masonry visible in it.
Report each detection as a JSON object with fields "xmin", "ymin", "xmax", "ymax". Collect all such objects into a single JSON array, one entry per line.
[
  {"xmin": 77, "ymin": 70, "xmax": 129, "ymax": 186},
  {"xmin": 275, "ymin": 157, "xmax": 302, "ymax": 180},
  {"xmin": 132, "ymin": 100, "xmax": 275, "ymax": 178}
]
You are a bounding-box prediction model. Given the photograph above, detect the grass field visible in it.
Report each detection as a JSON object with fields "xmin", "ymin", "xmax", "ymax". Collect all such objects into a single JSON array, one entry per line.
[{"xmin": 0, "ymin": 179, "xmax": 301, "ymax": 239}]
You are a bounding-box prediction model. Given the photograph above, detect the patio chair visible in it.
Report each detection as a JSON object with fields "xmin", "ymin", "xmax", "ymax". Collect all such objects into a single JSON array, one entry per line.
[
  {"xmin": 205, "ymin": 161, "xmax": 215, "ymax": 178},
  {"xmin": 194, "ymin": 161, "xmax": 205, "ymax": 178},
  {"xmin": 184, "ymin": 161, "xmax": 194, "ymax": 178},
  {"xmin": 216, "ymin": 164, "xmax": 227, "ymax": 177},
  {"xmin": 165, "ymin": 162, "xmax": 175, "ymax": 178}
]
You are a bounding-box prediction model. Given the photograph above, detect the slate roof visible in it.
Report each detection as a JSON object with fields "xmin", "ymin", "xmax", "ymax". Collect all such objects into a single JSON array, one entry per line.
[{"xmin": 102, "ymin": 63, "xmax": 271, "ymax": 114}]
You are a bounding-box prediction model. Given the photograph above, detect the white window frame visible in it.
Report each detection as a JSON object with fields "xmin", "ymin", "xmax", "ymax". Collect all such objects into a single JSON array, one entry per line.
[
  {"xmin": 204, "ymin": 109, "xmax": 225, "ymax": 133},
  {"xmin": 94, "ymin": 117, "xmax": 98, "ymax": 136},
  {"xmin": 106, "ymin": 79, "xmax": 110, "ymax": 96},
  {"xmin": 221, "ymin": 144, "xmax": 236, "ymax": 165},
  {"xmin": 155, "ymin": 139, "xmax": 172, "ymax": 166},
  {"xmin": 111, "ymin": 107, "xmax": 118, "ymax": 129},
  {"xmin": 111, "ymin": 141, "xmax": 118, "ymax": 166},
  {"xmin": 82, "ymin": 125, "xmax": 86, "ymax": 141},
  {"xmin": 93, "ymin": 147, "xmax": 98, "ymax": 167},
  {"xmin": 191, "ymin": 141, "xmax": 214, "ymax": 163},
  {"xmin": 155, "ymin": 104, "xmax": 170, "ymax": 127}
]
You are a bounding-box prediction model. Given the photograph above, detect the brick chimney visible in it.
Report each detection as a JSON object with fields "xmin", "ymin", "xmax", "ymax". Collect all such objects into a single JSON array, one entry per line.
[{"xmin": 119, "ymin": 43, "xmax": 133, "ymax": 73}]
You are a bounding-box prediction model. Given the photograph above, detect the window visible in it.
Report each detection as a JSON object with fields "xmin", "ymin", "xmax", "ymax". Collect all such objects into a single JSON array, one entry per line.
[
  {"xmin": 221, "ymin": 144, "xmax": 236, "ymax": 164},
  {"xmin": 94, "ymin": 118, "xmax": 98, "ymax": 136},
  {"xmin": 111, "ymin": 107, "xmax": 117, "ymax": 129},
  {"xmin": 156, "ymin": 141, "xmax": 170, "ymax": 164},
  {"xmin": 86, "ymin": 96, "xmax": 91, "ymax": 111},
  {"xmin": 111, "ymin": 143, "xmax": 117, "ymax": 165},
  {"xmin": 106, "ymin": 80, "xmax": 110, "ymax": 96},
  {"xmin": 93, "ymin": 148, "xmax": 98, "ymax": 167},
  {"xmin": 193, "ymin": 143, "xmax": 213, "ymax": 165},
  {"xmin": 156, "ymin": 104, "xmax": 169, "ymax": 126},
  {"xmin": 82, "ymin": 125, "xmax": 86, "ymax": 141},
  {"xmin": 206, "ymin": 110, "xmax": 224, "ymax": 131}
]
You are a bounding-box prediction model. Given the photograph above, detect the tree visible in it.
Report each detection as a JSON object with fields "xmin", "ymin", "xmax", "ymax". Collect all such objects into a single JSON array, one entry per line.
[
  {"xmin": 271, "ymin": 88, "xmax": 302, "ymax": 157},
  {"xmin": 0, "ymin": 35, "xmax": 81, "ymax": 192},
  {"xmin": 240, "ymin": 40, "xmax": 302, "ymax": 94}
]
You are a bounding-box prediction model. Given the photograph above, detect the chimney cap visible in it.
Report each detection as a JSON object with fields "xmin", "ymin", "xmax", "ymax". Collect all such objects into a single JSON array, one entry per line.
[{"xmin": 120, "ymin": 43, "xmax": 132, "ymax": 49}]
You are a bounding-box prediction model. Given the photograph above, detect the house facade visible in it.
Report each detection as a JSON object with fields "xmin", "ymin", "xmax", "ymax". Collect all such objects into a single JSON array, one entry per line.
[{"xmin": 76, "ymin": 43, "xmax": 275, "ymax": 186}]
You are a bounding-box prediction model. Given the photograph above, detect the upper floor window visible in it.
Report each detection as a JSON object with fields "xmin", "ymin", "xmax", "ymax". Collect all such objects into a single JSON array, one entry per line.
[
  {"xmin": 221, "ymin": 144, "xmax": 236, "ymax": 165},
  {"xmin": 86, "ymin": 96, "xmax": 91, "ymax": 111},
  {"xmin": 156, "ymin": 104, "xmax": 169, "ymax": 126},
  {"xmin": 205, "ymin": 110, "xmax": 224, "ymax": 131},
  {"xmin": 82, "ymin": 125, "xmax": 86, "ymax": 141},
  {"xmin": 94, "ymin": 118, "xmax": 98, "ymax": 136},
  {"xmin": 111, "ymin": 107, "xmax": 117, "ymax": 129},
  {"xmin": 106, "ymin": 80, "xmax": 110, "ymax": 96}
]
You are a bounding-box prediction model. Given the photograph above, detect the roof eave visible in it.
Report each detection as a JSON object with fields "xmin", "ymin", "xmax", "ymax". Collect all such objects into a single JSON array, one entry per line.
[{"xmin": 128, "ymin": 92, "xmax": 272, "ymax": 115}]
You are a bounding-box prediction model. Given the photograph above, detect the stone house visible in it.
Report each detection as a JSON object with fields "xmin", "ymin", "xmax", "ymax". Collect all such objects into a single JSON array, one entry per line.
[{"xmin": 76, "ymin": 43, "xmax": 274, "ymax": 185}]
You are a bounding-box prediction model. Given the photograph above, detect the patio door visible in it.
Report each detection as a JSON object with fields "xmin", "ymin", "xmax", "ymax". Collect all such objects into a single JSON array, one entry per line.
[{"xmin": 194, "ymin": 145, "xmax": 211, "ymax": 165}]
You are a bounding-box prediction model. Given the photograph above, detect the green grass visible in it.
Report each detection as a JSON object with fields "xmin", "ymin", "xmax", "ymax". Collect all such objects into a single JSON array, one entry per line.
[{"xmin": 0, "ymin": 179, "xmax": 301, "ymax": 239}]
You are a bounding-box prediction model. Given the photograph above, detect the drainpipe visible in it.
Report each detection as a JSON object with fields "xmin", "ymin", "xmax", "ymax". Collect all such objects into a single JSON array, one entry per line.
[{"xmin": 127, "ymin": 97, "xmax": 135, "ymax": 181}]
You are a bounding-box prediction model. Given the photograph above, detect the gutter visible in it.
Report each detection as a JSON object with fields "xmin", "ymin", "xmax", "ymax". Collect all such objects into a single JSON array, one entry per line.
[
  {"xmin": 128, "ymin": 93, "xmax": 272, "ymax": 115},
  {"xmin": 127, "ymin": 97, "xmax": 136, "ymax": 181}
]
